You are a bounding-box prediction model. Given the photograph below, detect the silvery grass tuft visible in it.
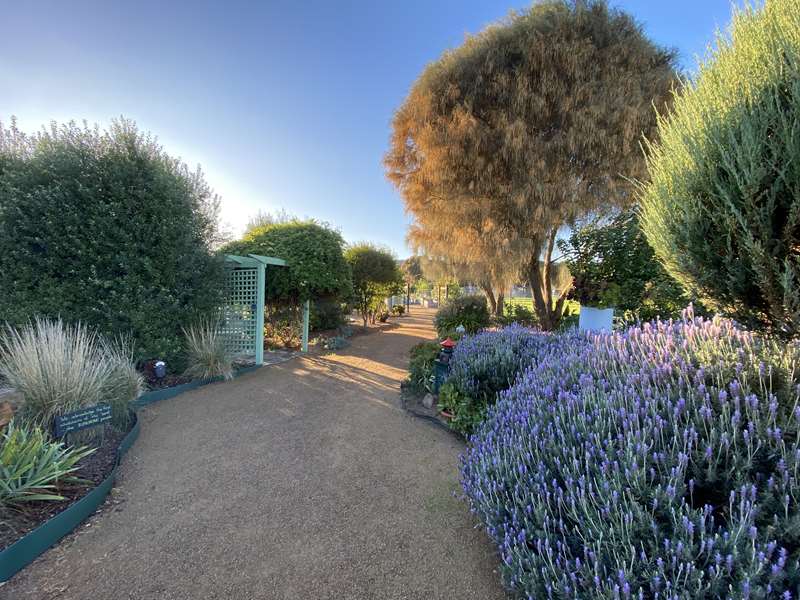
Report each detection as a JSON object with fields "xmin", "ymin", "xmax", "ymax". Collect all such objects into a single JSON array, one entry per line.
[
  {"xmin": 461, "ymin": 308, "xmax": 800, "ymax": 598},
  {"xmin": 0, "ymin": 318, "xmax": 142, "ymax": 432},
  {"xmin": 182, "ymin": 320, "xmax": 234, "ymax": 381},
  {"xmin": 101, "ymin": 336, "xmax": 144, "ymax": 429}
]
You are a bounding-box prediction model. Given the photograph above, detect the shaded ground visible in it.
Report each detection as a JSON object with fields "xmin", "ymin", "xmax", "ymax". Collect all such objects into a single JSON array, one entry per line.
[{"xmin": 2, "ymin": 309, "xmax": 504, "ymax": 600}]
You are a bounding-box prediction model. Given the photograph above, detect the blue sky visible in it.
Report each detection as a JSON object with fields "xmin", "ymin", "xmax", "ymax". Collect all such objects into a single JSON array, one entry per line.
[{"xmin": 1, "ymin": 0, "xmax": 740, "ymax": 257}]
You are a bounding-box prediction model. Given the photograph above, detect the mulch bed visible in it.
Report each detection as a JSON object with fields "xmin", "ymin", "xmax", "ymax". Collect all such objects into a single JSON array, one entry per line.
[{"xmin": 0, "ymin": 426, "xmax": 127, "ymax": 551}]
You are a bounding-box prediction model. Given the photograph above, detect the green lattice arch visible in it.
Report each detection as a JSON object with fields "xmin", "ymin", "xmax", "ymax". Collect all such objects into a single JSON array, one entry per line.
[{"xmin": 222, "ymin": 254, "xmax": 287, "ymax": 365}]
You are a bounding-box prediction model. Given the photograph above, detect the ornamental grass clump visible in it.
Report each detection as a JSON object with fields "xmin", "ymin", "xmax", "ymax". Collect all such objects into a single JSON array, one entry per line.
[
  {"xmin": 182, "ymin": 320, "xmax": 234, "ymax": 381},
  {"xmin": 461, "ymin": 308, "xmax": 800, "ymax": 598},
  {"xmin": 0, "ymin": 319, "xmax": 142, "ymax": 432}
]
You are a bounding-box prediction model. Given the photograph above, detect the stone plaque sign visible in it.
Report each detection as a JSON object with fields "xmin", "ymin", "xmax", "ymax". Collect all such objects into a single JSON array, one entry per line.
[{"xmin": 53, "ymin": 404, "xmax": 112, "ymax": 438}]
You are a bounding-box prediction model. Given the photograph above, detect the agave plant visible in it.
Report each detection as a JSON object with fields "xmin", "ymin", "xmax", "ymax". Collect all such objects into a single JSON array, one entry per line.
[
  {"xmin": 182, "ymin": 320, "xmax": 234, "ymax": 381},
  {"xmin": 0, "ymin": 420, "xmax": 94, "ymax": 508}
]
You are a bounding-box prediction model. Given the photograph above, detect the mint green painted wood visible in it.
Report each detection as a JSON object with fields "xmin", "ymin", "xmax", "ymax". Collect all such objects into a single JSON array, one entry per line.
[
  {"xmin": 301, "ymin": 299, "xmax": 310, "ymax": 353},
  {"xmin": 221, "ymin": 254, "xmax": 285, "ymax": 364},
  {"xmin": 0, "ymin": 414, "xmax": 140, "ymax": 582},
  {"xmin": 256, "ymin": 263, "xmax": 266, "ymax": 365}
]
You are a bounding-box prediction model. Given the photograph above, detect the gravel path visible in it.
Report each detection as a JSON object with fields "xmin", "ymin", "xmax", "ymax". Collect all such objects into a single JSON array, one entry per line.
[{"xmin": 2, "ymin": 310, "xmax": 505, "ymax": 600}]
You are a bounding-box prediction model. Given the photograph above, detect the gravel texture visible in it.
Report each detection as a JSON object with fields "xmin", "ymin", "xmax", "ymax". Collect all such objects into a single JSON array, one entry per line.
[{"xmin": 2, "ymin": 309, "xmax": 505, "ymax": 599}]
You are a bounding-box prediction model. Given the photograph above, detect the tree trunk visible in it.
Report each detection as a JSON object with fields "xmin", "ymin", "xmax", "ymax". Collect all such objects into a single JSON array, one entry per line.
[
  {"xmin": 480, "ymin": 283, "xmax": 497, "ymax": 315},
  {"xmin": 496, "ymin": 292, "xmax": 505, "ymax": 317},
  {"xmin": 527, "ymin": 228, "xmax": 569, "ymax": 330}
]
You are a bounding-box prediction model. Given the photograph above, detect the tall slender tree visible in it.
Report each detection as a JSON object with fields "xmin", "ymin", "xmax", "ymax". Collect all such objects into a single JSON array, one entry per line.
[{"xmin": 386, "ymin": 0, "xmax": 678, "ymax": 329}]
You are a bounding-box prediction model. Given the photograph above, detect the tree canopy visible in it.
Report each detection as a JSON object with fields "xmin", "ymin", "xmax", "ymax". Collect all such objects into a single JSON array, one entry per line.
[
  {"xmin": 558, "ymin": 208, "xmax": 689, "ymax": 321},
  {"xmin": 222, "ymin": 220, "xmax": 352, "ymax": 304},
  {"xmin": 344, "ymin": 244, "xmax": 403, "ymax": 326},
  {"xmin": 0, "ymin": 118, "xmax": 224, "ymax": 364},
  {"xmin": 386, "ymin": 0, "xmax": 678, "ymax": 329}
]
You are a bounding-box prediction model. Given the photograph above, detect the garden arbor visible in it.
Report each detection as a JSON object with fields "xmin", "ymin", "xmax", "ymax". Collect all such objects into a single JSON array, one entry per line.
[{"xmin": 221, "ymin": 254, "xmax": 311, "ymax": 364}]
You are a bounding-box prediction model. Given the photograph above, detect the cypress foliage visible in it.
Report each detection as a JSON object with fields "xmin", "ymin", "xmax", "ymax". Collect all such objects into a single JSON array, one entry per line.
[{"xmin": 640, "ymin": 0, "xmax": 800, "ymax": 338}]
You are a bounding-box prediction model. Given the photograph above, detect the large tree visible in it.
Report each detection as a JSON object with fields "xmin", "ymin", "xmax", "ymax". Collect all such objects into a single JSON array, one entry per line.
[{"xmin": 386, "ymin": 0, "xmax": 677, "ymax": 329}]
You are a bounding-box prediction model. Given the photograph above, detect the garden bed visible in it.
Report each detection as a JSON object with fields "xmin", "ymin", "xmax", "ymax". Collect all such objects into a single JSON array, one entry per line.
[{"xmin": 0, "ymin": 426, "xmax": 129, "ymax": 551}]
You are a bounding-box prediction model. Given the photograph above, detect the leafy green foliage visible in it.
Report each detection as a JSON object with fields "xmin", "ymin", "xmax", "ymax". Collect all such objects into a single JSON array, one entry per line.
[
  {"xmin": 640, "ymin": 0, "xmax": 800, "ymax": 338},
  {"xmin": 344, "ymin": 244, "xmax": 403, "ymax": 327},
  {"xmin": 495, "ymin": 302, "xmax": 537, "ymax": 328},
  {"xmin": 223, "ymin": 220, "xmax": 352, "ymax": 304},
  {"xmin": 391, "ymin": 304, "xmax": 405, "ymax": 316},
  {"xmin": 434, "ymin": 295, "xmax": 490, "ymax": 337},
  {"xmin": 0, "ymin": 319, "xmax": 141, "ymax": 432},
  {"xmin": 0, "ymin": 119, "xmax": 225, "ymax": 364},
  {"xmin": 559, "ymin": 208, "xmax": 689, "ymax": 321},
  {"xmin": 437, "ymin": 382, "xmax": 487, "ymax": 436},
  {"xmin": 310, "ymin": 298, "xmax": 347, "ymax": 331},
  {"xmin": 405, "ymin": 341, "xmax": 441, "ymax": 396},
  {"xmin": 0, "ymin": 420, "xmax": 94, "ymax": 508},
  {"xmin": 182, "ymin": 320, "xmax": 234, "ymax": 381}
]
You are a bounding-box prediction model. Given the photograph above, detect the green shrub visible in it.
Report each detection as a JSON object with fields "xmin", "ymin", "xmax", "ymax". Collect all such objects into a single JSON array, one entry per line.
[
  {"xmin": 0, "ymin": 319, "xmax": 140, "ymax": 432},
  {"xmin": 182, "ymin": 320, "xmax": 234, "ymax": 381},
  {"xmin": 559, "ymin": 208, "xmax": 690, "ymax": 320},
  {"xmin": 495, "ymin": 302, "xmax": 537, "ymax": 327},
  {"xmin": 310, "ymin": 298, "xmax": 346, "ymax": 331},
  {"xmin": 391, "ymin": 304, "xmax": 405, "ymax": 316},
  {"xmin": 0, "ymin": 119, "xmax": 225, "ymax": 364},
  {"xmin": 0, "ymin": 420, "xmax": 94, "ymax": 508},
  {"xmin": 434, "ymin": 295, "xmax": 490, "ymax": 336},
  {"xmin": 405, "ymin": 341, "xmax": 440, "ymax": 396},
  {"xmin": 437, "ymin": 382, "xmax": 486, "ymax": 435},
  {"xmin": 223, "ymin": 220, "xmax": 353, "ymax": 306},
  {"xmin": 640, "ymin": 0, "xmax": 800, "ymax": 338},
  {"xmin": 345, "ymin": 243, "xmax": 404, "ymax": 327}
]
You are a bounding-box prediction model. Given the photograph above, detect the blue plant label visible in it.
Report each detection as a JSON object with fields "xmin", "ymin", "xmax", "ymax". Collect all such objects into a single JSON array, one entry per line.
[{"xmin": 53, "ymin": 404, "xmax": 112, "ymax": 438}]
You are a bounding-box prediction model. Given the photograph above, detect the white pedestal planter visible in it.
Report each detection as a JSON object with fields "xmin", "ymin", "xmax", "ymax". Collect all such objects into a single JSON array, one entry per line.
[{"xmin": 578, "ymin": 305, "xmax": 614, "ymax": 332}]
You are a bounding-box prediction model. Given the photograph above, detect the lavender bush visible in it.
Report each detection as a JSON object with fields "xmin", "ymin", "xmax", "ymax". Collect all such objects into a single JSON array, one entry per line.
[
  {"xmin": 462, "ymin": 308, "xmax": 800, "ymax": 598},
  {"xmin": 439, "ymin": 324, "xmax": 558, "ymax": 434}
]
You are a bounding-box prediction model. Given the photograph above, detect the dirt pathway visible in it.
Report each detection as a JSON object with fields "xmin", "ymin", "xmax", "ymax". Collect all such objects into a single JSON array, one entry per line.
[{"xmin": 3, "ymin": 309, "xmax": 504, "ymax": 600}]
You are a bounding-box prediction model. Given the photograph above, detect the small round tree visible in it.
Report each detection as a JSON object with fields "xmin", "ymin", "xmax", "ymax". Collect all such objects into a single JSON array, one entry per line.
[
  {"xmin": 344, "ymin": 244, "xmax": 403, "ymax": 327},
  {"xmin": 640, "ymin": 0, "xmax": 800, "ymax": 337},
  {"xmin": 0, "ymin": 119, "xmax": 224, "ymax": 364},
  {"xmin": 223, "ymin": 220, "xmax": 353, "ymax": 332}
]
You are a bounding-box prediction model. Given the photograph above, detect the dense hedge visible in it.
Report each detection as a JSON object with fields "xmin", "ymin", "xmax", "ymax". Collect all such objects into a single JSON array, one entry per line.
[
  {"xmin": 223, "ymin": 220, "xmax": 352, "ymax": 306},
  {"xmin": 640, "ymin": 0, "xmax": 800, "ymax": 337},
  {"xmin": 462, "ymin": 310, "xmax": 800, "ymax": 597},
  {"xmin": 0, "ymin": 120, "xmax": 224, "ymax": 364}
]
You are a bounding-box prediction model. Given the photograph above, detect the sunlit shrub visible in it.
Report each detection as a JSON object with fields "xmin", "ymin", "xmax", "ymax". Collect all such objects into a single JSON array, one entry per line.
[{"xmin": 462, "ymin": 309, "xmax": 800, "ymax": 597}]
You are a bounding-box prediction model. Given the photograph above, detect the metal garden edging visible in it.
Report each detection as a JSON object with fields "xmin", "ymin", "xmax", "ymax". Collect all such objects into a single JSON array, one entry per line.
[
  {"xmin": 0, "ymin": 414, "xmax": 140, "ymax": 582},
  {"xmin": 0, "ymin": 364, "xmax": 262, "ymax": 582}
]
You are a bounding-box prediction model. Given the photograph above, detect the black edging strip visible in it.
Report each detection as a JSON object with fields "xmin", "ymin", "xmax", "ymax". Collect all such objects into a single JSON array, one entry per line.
[{"xmin": 0, "ymin": 364, "xmax": 263, "ymax": 582}]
